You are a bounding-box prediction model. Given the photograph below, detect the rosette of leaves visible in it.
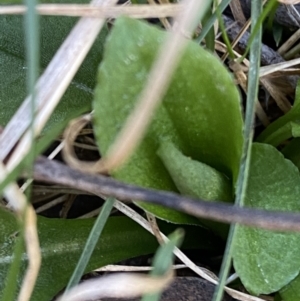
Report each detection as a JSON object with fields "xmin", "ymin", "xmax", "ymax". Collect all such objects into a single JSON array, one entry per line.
[{"xmin": 93, "ymin": 17, "xmax": 300, "ymax": 300}]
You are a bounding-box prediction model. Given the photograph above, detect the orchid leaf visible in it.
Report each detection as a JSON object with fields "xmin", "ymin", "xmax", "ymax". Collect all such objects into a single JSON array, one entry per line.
[
  {"xmin": 157, "ymin": 141, "xmax": 232, "ymax": 202},
  {"xmin": 0, "ymin": 0, "xmax": 108, "ymax": 132},
  {"xmin": 280, "ymin": 274, "xmax": 300, "ymax": 301},
  {"xmin": 93, "ymin": 17, "xmax": 243, "ymax": 224},
  {"xmin": 0, "ymin": 206, "xmax": 216, "ymax": 301},
  {"xmin": 233, "ymin": 143, "xmax": 300, "ymax": 295}
]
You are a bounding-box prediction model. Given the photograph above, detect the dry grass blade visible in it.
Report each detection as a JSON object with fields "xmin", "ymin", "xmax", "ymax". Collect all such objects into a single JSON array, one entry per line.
[
  {"xmin": 260, "ymin": 77, "xmax": 292, "ymax": 113},
  {"xmin": 278, "ymin": 0, "xmax": 300, "ymax": 4},
  {"xmin": 278, "ymin": 28, "xmax": 300, "ymax": 55},
  {"xmin": 63, "ymin": 114, "xmax": 95, "ymax": 172},
  {"xmin": 3, "ymin": 183, "xmax": 41, "ymax": 301},
  {"xmin": 94, "ymin": 264, "xmax": 186, "ymax": 272},
  {"xmin": 229, "ymin": 0, "xmax": 246, "ymax": 24},
  {"xmin": 0, "ymin": 4, "xmax": 182, "ymax": 18},
  {"xmin": 35, "ymin": 195, "xmax": 68, "ymax": 213},
  {"xmin": 57, "ymin": 270, "xmax": 173, "ymax": 301},
  {"xmin": 147, "ymin": 0, "xmax": 171, "ymax": 30},
  {"xmin": 17, "ymin": 206, "xmax": 41, "ymax": 301},
  {"xmin": 146, "ymin": 212, "xmax": 164, "ymax": 244},
  {"xmin": 259, "ymin": 57, "xmax": 300, "ymax": 77},
  {"xmin": 0, "ymin": 0, "xmax": 118, "ymax": 171}
]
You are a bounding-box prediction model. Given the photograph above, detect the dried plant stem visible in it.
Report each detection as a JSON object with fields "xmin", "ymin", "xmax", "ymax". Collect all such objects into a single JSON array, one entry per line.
[
  {"xmin": 57, "ymin": 270, "xmax": 173, "ymax": 301},
  {"xmin": 17, "ymin": 206, "xmax": 41, "ymax": 301},
  {"xmin": 3, "ymin": 183, "xmax": 41, "ymax": 301},
  {"xmin": 0, "ymin": 4, "xmax": 182, "ymax": 18},
  {"xmin": 33, "ymin": 156, "xmax": 300, "ymax": 232},
  {"xmin": 94, "ymin": 264, "xmax": 186, "ymax": 272}
]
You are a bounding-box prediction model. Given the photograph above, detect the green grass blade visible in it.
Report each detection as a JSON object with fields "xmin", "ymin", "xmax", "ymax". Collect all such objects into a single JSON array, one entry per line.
[
  {"xmin": 217, "ymin": 9, "xmax": 235, "ymax": 59},
  {"xmin": 238, "ymin": 0, "xmax": 278, "ymax": 62},
  {"xmin": 141, "ymin": 229, "xmax": 184, "ymax": 301},
  {"xmin": 212, "ymin": 1, "xmax": 263, "ymax": 301},
  {"xmin": 64, "ymin": 198, "xmax": 115, "ymax": 292},
  {"xmin": 24, "ymin": 0, "xmax": 39, "ymax": 174},
  {"xmin": 2, "ymin": 0, "xmax": 40, "ymax": 299},
  {"xmin": 196, "ymin": 0, "xmax": 231, "ymax": 44},
  {"xmin": 1, "ymin": 231, "xmax": 25, "ymax": 301},
  {"xmin": 202, "ymin": 4, "xmax": 215, "ymax": 52}
]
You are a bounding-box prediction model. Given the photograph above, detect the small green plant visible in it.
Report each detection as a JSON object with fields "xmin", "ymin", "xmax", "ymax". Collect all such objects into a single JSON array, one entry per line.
[
  {"xmin": 1, "ymin": 2, "xmax": 300, "ymax": 301},
  {"xmin": 93, "ymin": 17, "xmax": 300, "ymax": 300}
]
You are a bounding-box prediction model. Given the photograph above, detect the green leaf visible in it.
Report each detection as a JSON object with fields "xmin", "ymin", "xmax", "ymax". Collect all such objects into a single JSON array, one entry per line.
[
  {"xmin": 280, "ymin": 274, "xmax": 300, "ymax": 301},
  {"xmin": 0, "ymin": 207, "xmax": 217, "ymax": 301},
  {"xmin": 233, "ymin": 143, "xmax": 300, "ymax": 295},
  {"xmin": 157, "ymin": 140, "xmax": 231, "ymax": 238},
  {"xmin": 141, "ymin": 229, "xmax": 184, "ymax": 301},
  {"xmin": 65, "ymin": 198, "xmax": 115, "ymax": 291},
  {"xmin": 272, "ymin": 22, "xmax": 283, "ymax": 47},
  {"xmin": 282, "ymin": 138, "xmax": 300, "ymax": 171},
  {"xmin": 257, "ymin": 82, "xmax": 300, "ymax": 146},
  {"xmin": 93, "ymin": 17, "xmax": 243, "ymax": 223},
  {"xmin": 157, "ymin": 141, "xmax": 232, "ymax": 202},
  {"xmin": 0, "ymin": 0, "xmax": 108, "ymax": 132},
  {"xmin": 0, "ymin": 208, "xmax": 158, "ymax": 301}
]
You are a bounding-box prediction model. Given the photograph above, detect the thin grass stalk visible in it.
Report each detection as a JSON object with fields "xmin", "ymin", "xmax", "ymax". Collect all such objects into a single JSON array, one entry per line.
[
  {"xmin": 196, "ymin": 0, "xmax": 231, "ymax": 44},
  {"xmin": 16, "ymin": 0, "xmax": 41, "ymax": 299},
  {"xmin": 202, "ymin": 3, "xmax": 215, "ymax": 52},
  {"xmin": 238, "ymin": 0, "xmax": 277, "ymax": 63},
  {"xmin": 212, "ymin": 1, "xmax": 263, "ymax": 301},
  {"xmin": 64, "ymin": 198, "xmax": 115, "ymax": 292},
  {"xmin": 141, "ymin": 230, "xmax": 183, "ymax": 301},
  {"xmin": 217, "ymin": 8, "xmax": 235, "ymax": 59}
]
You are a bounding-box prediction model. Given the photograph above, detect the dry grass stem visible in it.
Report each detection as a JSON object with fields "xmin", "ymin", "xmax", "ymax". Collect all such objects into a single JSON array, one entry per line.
[
  {"xmin": 278, "ymin": 0, "xmax": 300, "ymax": 4},
  {"xmin": 35, "ymin": 195, "xmax": 68, "ymax": 213},
  {"xmin": 60, "ymin": 195, "xmax": 76, "ymax": 218},
  {"xmin": 259, "ymin": 57, "xmax": 300, "ymax": 77},
  {"xmin": 146, "ymin": 212, "xmax": 164, "ymax": 244},
  {"xmin": 0, "ymin": 3, "xmax": 182, "ymax": 18},
  {"xmin": 260, "ymin": 77, "xmax": 292, "ymax": 113},
  {"xmin": 278, "ymin": 28, "xmax": 300, "ymax": 55},
  {"xmin": 89, "ymin": 0, "xmax": 210, "ymax": 173},
  {"xmin": 94, "ymin": 264, "xmax": 186, "ymax": 272},
  {"xmin": 63, "ymin": 114, "xmax": 98, "ymax": 172},
  {"xmin": 57, "ymin": 270, "xmax": 173, "ymax": 301},
  {"xmin": 2, "ymin": 183, "xmax": 41, "ymax": 301},
  {"xmin": 48, "ymin": 141, "xmax": 65, "ymax": 160},
  {"xmin": 17, "ymin": 206, "xmax": 41, "ymax": 301},
  {"xmin": 147, "ymin": 0, "xmax": 172, "ymax": 30},
  {"xmin": 77, "ymin": 207, "xmax": 102, "ymax": 218},
  {"xmin": 229, "ymin": 0, "xmax": 246, "ymax": 24},
  {"xmin": 221, "ymin": 18, "xmax": 251, "ymax": 62},
  {"xmin": 230, "ymin": 61, "xmax": 270, "ymax": 127},
  {"xmin": 0, "ymin": 0, "xmax": 118, "ymax": 171}
]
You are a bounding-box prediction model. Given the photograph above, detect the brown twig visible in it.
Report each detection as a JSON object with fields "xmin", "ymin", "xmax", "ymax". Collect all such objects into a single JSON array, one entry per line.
[{"xmin": 33, "ymin": 156, "xmax": 300, "ymax": 232}]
